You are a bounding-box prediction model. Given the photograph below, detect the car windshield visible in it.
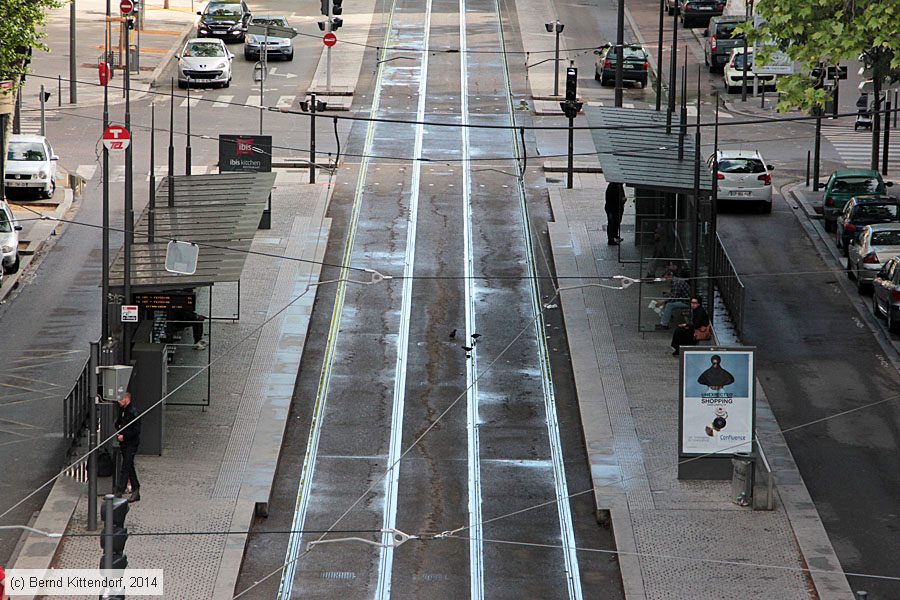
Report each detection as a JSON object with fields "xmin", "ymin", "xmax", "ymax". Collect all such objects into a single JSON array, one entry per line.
[
  {"xmin": 872, "ymin": 230, "xmax": 900, "ymax": 246},
  {"xmin": 855, "ymin": 204, "xmax": 900, "ymax": 221},
  {"xmin": 206, "ymin": 4, "xmax": 240, "ymax": 16},
  {"xmin": 183, "ymin": 42, "xmax": 226, "ymax": 57},
  {"xmin": 0, "ymin": 210, "xmax": 11, "ymax": 233},
  {"xmin": 7, "ymin": 141, "xmax": 46, "ymax": 161},
  {"xmin": 251, "ymin": 17, "xmax": 287, "ymax": 27},
  {"xmin": 832, "ymin": 177, "xmax": 881, "ymax": 194},
  {"xmin": 718, "ymin": 158, "xmax": 764, "ymax": 174},
  {"xmin": 607, "ymin": 47, "xmax": 646, "ymax": 60},
  {"xmin": 732, "ymin": 54, "xmax": 753, "ymax": 69},
  {"xmin": 715, "ymin": 23, "xmax": 744, "ymax": 39}
]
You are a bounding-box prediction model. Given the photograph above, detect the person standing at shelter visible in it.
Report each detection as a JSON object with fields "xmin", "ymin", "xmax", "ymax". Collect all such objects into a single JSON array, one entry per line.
[
  {"xmin": 114, "ymin": 392, "xmax": 141, "ymax": 503},
  {"xmin": 605, "ymin": 181, "xmax": 626, "ymax": 245}
]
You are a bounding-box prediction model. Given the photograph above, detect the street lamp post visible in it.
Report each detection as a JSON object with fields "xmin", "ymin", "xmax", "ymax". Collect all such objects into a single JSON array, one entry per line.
[
  {"xmin": 300, "ymin": 95, "xmax": 327, "ymax": 184},
  {"xmin": 666, "ymin": 4, "xmax": 678, "ymax": 134},
  {"xmin": 123, "ymin": 14, "xmax": 134, "ymax": 364},
  {"xmin": 101, "ymin": 0, "xmax": 111, "ymax": 344},
  {"xmin": 70, "ymin": 0, "xmax": 77, "ymax": 104},
  {"xmin": 544, "ymin": 21, "xmax": 564, "ymax": 97}
]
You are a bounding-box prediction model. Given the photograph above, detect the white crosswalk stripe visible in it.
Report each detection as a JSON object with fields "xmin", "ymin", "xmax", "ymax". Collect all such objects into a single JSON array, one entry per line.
[
  {"xmin": 823, "ymin": 126, "xmax": 900, "ymax": 171},
  {"xmin": 212, "ymin": 95, "xmax": 233, "ymax": 107},
  {"xmin": 245, "ymin": 96, "xmax": 263, "ymax": 107},
  {"xmin": 75, "ymin": 165, "xmax": 98, "ymax": 181},
  {"xmin": 276, "ymin": 95, "xmax": 294, "ymax": 109},
  {"xmin": 179, "ymin": 97, "xmax": 201, "ymax": 108}
]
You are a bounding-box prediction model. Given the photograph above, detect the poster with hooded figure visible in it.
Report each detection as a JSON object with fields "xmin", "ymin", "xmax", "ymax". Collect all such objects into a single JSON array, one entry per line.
[{"xmin": 681, "ymin": 349, "xmax": 755, "ymax": 455}]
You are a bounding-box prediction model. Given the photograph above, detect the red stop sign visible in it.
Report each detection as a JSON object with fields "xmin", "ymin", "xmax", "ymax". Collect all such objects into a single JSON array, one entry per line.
[
  {"xmin": 120, "ymin": 0, "xmax": 134, "ymax": 14},
  {"xmin": 103, "ymin": 125, "xmax": 131, "ymax": 151},
  {"xmin": 323, "ymin": 32, "xmax": 337, "ymax": 47}
]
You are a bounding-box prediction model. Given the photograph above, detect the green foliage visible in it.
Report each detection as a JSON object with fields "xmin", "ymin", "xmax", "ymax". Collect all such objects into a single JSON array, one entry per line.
[
  {"xmin": 0, "ymin": 0, "xmax": 63, "ymax": 86},
  {"xmin": 739, "ymin": 0, "xmax": 900, "ymax": 111}
]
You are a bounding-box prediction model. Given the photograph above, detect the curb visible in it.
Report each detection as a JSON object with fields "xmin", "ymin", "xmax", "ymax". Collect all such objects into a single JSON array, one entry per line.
[{"xmin": 148, "ymin": 18, "xmax": 197, "ymax": 90}]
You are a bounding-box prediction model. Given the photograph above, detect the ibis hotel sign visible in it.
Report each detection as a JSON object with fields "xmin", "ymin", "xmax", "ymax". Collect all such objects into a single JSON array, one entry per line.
[{"xmin": 219, "ymin": 134, "xmax": 272, "ymax": 173}]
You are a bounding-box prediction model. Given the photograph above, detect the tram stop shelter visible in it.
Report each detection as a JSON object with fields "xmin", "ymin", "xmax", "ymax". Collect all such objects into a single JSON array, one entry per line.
[
  {"xmin": 588, "ymin": 107, "xmax": 732, "ymax": 334},
  {"xmin": 108, "ymin": 171, "xmax": 276, "ymax": 454}
]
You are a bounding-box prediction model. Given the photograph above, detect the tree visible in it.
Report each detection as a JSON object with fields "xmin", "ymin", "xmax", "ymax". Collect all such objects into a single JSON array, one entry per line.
[
  {"xmin": 743, "ymin": 0, "xmax": 900, "ymax": 111},
  {"xmin": 0, "ymin": 0, "xmax": 62, "ymax": 87}
]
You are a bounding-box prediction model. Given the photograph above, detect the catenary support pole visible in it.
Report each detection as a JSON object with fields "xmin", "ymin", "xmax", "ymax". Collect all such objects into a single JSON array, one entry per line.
[
  {"xmin": 871, "ymin": 70, "xmax": 882, "ymax": 171},
  {"xmin": 655, "ymin": 0, "xmax": 664, "ymax": 111},
  {"xmin": 813, "ymin": 107, "xmax": 822, "ymax": 191},
  {"xmin": 883, "ymin": 100, "xmax": 891, "ymax": 176},
  {"xmin": 553, "ymin": 23, "xmax": 561, "ymax": 97},
  {"xmin": 101, "ymin": 0, "xmax": 111, "ymax": 344},
  {"xmin": 103, "ymin": 495, "xmax": 114, "ymax": 571},
  {"xmin": 149, "ymin": 103, "xmax": 155, "ymax": 243},
  {"xmin": 567, "ymin": 113, "xmax": 574, "ymax": 189},
  {"xmin": 168, "ymin": 80, "xmax": 175, "ymax": 207},
  {"xmin": 614, "ymin": 0, "xmax": 625, "ymax": 107},
  {"xmin": 40, "ymin": 85, "xmax": 46, "ymax": 136},
  {"xmin": 666, "ymin": 3, "xmax": 677, "ymax": 134},
  {"xmin": 186, "ymin": 83, "xmax": 192, "ymax": 175}
]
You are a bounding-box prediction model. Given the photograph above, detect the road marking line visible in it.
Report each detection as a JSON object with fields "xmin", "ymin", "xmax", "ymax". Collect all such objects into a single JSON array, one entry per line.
[{"xmin": 179, "ymin": 97, "xmax": 200, "ymax": 108}]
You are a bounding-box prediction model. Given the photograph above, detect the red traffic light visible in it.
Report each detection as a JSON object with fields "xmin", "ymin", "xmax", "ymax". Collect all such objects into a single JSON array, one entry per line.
[{"xmin": 99, "ymin": 62, "xmax": 112, "ymax": 86}]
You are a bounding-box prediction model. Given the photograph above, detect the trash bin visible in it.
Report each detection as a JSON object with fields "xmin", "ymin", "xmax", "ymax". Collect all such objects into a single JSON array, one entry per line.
[{"xmin": 731, "ymin": 452, "xmax": 755, "ymax": 507}]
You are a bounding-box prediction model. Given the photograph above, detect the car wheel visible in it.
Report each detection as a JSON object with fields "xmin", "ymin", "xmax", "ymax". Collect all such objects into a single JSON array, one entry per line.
[
  {"xmin": 224, "ymin": 77, "xmax": 230, "ymax": 88},
  {"xmin": 667, "ymin": 6, "xmax": 674, "ymax": 15},
  {"xmin": 824, "ymin": 219, "xmax": 836, "ymax": 233},
  {"xmin": 600, "ymin": 74, "xmax": 608, "ymax": 87},
  {"xmin": 41, "ymin": 179, "xmax": 55, "ymax": 200},
  {"xmin": 286, "ymin": 51, "xmax": 294, "ymax": 62},
  {"xmin": 873, "ymin": 294, "xmax": 881, "ymax": 317},
  {"xmin": 759, "ymin": 201, "xmax": 772, "ymax": 214},
  {"xmin": 4, "ymin": 254, "xmax": 19, "ymax": 275},
  {"xmin": 890, "ymin": 309, "xmax": 900, "ymax": 333},
  {"xmin": 856, "ymin": 271, "xmax": 868, "ymax": 294}
]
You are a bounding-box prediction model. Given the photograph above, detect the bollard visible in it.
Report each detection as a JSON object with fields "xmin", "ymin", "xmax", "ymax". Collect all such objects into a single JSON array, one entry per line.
[
  {"xmin": 806, "ymin": 150, "xmax": 810, "ymax": 187},
  {"xmin": 731, "ymin": 452, "xmax": 754, "ymax": 506},
  {"xmin": 58, "ymin": 75, "xmax": 62, "ymax": 107},
  {"xmin": 856, "ymin": 592, "xmax": 868, "ymax": 600}
]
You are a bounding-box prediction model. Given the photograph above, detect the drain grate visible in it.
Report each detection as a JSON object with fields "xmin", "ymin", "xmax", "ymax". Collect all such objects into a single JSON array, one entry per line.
[{"xmin": 320, "ymin": 571, "xmax": 356, "ymax": 580}]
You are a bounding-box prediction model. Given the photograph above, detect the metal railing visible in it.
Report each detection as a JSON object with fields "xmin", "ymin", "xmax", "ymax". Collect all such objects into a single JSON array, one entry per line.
[
  {"xmin": 711, "ymin": 232, "xmax": 745, "ymax": 339},
  {"xmin": 62, "ymin": 355, "xmax": 93, "ymax": 455}
]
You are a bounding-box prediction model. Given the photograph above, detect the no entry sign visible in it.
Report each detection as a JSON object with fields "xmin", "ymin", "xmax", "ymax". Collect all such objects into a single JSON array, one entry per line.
[
  {"xmin": 103, "ymin": 125, "xmax": 131, "ymax": 151},
  {"xmin": 120, "ymin": 0, "xmax": 134, "ymax": 14},
  {"xmin": 323, "ymin": 32, "xmax": 337, "ymax": 47}
]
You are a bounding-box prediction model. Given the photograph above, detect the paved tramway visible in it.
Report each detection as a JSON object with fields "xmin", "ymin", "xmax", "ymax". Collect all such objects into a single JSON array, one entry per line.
[
  {"xmin": 268, "ymin": 0, "xmax": 593, "ymax": 597},
  {"xmin": 822, "ymin": 123, "xmax": 900, "ymax": 173}
]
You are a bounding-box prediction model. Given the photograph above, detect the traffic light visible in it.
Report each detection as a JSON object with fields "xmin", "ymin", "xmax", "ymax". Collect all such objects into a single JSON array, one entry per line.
[
  {"xmin": 320, "ymin": 0, "xmax": 329, "ymax": 15},
  {"xmin": 100, "ymin": 496, "xmax": 129, "ymax": 572},
  {"xmin": 331, "ymin": 17, "xmax": 343, "ymax": 31},
  {"xmin": 332, "ymin": 0, "xmax": 343, "ymax": 15}
]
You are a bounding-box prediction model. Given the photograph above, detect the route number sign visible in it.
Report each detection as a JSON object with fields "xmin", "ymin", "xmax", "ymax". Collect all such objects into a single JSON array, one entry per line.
[
  {"xmin": 120, "ymin": 0, "xmax": 134, "ymax": 14},
  {"xmin": 103, "ymin": 125, "xmax": 131, "ymax": 151},
  {"xmin": 121, "ymin": 305, "xmax": 139, "ymax": 322},
  {"xmin": 323, "ymin": 32, "xmax": 337, "ymax": 47}
]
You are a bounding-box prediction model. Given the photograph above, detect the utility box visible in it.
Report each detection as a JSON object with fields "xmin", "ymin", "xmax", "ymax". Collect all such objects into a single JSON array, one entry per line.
[
  {"xmin": 132, "ymin": 342, "xmax": 167, "ymax": 456},
  {"xmin": 100, "ymin": 365, "xmax": 133, "ymax": 402}
]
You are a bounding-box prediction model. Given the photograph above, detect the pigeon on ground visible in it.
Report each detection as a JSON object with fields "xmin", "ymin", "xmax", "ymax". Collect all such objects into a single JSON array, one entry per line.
[{"xmin": 449, "ymin": 329, "xmax": 457, "ymax": 339}]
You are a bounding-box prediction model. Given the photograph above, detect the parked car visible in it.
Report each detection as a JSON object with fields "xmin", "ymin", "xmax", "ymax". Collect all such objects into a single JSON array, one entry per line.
[
  {"xmin": 871, "ymin": 255, "xmax": 900, "ymax": 332},
  {"xmin": 835, "ymin": 195, "xmax": 900, "ymax": 254},
  {"xmin": 708, "ymin": 149, "xmax": 774, "ymax": 212},
  {"xmin": 197, "ymin": 0, "xmax": 252, "ymax": 42},
  {"xmin": 244, "ymin": 16, "xmax": 294, "ymax": 61},
  {"xmin": 177, "ymin": 38, "xmax": 234, "ymax": 88},
  {"xmin": 723, "ymin": 48, "xmax": 776, "ymax": 94},
  {"xmin": 679, "ymin": 0, "xmax": 725, "ymax": 28},
  {"xmin": 0, "ymin": 201, "xmax": 21, "ymax": 275},
  {"xmin": 822, "ymin": 169, "xmax": 892, "ymax": 232},
  {"xmin": 704, "ymin": 16, "xmax": 747, "ymax": 72},
  {"xmin": 594, "ymin": 44, "xmax": 650, "ymax": 88},
  {"xmin": 848, "ymin": 223, "xmax": 900, "ymax": 293},
  {"xmin": 4, "ymin": 134, "xmax": 58, "ymax": 199}
]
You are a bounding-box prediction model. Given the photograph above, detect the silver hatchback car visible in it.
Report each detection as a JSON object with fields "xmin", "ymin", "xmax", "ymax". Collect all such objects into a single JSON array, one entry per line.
[
  {"xmin": 871, "ymin": 254, "xmax": 900, "ymax": 332},
  {"xmin": 848, "ymin": 224, "xmax": 900, "ymax": 293},
  {"xmin": 0, "ymin": 200, "xmax": 21, "ymax": 275}
]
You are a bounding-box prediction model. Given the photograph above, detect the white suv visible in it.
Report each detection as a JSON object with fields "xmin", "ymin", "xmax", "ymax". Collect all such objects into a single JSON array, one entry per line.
[{"xmin": 708, "ymin": 149, "xmax": 774, "ymax": 213}]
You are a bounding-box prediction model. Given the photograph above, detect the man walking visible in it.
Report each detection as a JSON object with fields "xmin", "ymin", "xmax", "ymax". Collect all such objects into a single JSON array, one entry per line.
[
  {"xmin": 605, "ymin": 181, "xmax": 626, "ymax": 245},
  {"xmin": 114, "ymin": 392, "xmax": 141, "ymax": 503}
]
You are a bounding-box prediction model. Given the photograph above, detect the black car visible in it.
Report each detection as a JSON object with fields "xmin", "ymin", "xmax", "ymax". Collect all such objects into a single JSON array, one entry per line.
[
  {"xmin": 594, "ymin": 45, "xmax": 650, "ymax": 88},
  {"xmin": 197, "ymin": 1, "xmax": 252, "ymax": 43},
  {"xmin": 680, "ymin": 0, "xmax": 725, "ymax": 28},
  {"xmin": 835, "ymin": 195, "xmax": 900, "ymax": 255}
]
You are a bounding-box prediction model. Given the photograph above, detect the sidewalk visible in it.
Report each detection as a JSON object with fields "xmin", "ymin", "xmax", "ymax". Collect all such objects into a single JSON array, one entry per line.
[
  {"xmin": 10, "ymin": 173, "xmax": 333, "ymax": 599},
  {"xmin": 15, "ymin": 0, "xmax": 195, "ymax": 127},
  {"xmin": 546, "ymin": 184, "xmax": 852, "ymax": 598}
]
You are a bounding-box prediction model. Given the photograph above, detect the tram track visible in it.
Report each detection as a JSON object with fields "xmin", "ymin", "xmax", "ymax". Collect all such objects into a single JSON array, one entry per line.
[{"xmin": 274, "ymin": 0, "xmax": 589, "ymax": 596}]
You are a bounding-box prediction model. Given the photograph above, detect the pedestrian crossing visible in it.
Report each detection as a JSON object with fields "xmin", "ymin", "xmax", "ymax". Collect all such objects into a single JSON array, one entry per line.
[
  {"xmin": 72, "ymin": 164, "xmax": 219, "ymax": 184},
  {"xmin": 823, "ymin": 125, "xmax": 900, "ymax": 171},
  {"xmin": 161, "ymin": 91, "xmax": 298, "ymax": 111}
]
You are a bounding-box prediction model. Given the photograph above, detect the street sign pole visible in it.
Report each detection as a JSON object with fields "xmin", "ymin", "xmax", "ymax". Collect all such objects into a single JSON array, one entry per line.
[
  {"xmin": 102, "ymin": 0, "xmax": 111, "ymax": 345},
  {"xmin": 123, "ymin": 12, "xmax": 134, "ymax": 365},
  {"xmin": 70, "ymin": 0, "xmax": 77, "ymax": 104},
  {"xmin": 326, "ymin": 0, "xmax": 332, "ymax": 92}
]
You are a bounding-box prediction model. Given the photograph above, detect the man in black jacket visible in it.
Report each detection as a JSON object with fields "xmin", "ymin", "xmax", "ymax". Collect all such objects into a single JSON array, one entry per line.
[
  {"xmin": 114, "ymin": 392, "xmax": 141, "ymax": 502},
  {"xmin": 605, "ymin": 182, "xmax": 626, "ymax": 245}
]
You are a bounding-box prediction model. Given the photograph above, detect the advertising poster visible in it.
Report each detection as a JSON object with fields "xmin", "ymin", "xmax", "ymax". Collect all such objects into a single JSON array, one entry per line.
[
  {"xmin": 218, "ymin": 134, "xmax": 272, "ymax": 173},
  {"xmin": 680, "ymin": 348, "xmax": 755, "ymax": 455}
]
